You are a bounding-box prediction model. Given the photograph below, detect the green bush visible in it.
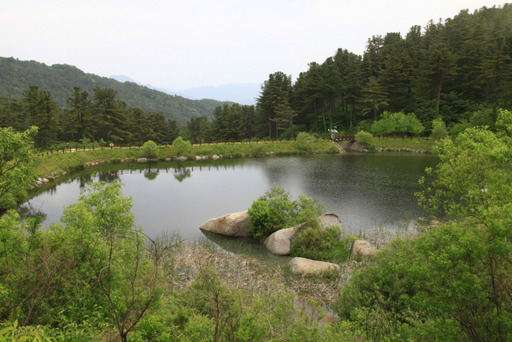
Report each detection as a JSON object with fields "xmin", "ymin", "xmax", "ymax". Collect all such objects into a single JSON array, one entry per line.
[
  {"xmin": 370, "ymin": 111, "xmax": 424, "ymax": 137},
  {"xmin": 291, "ymin": 225, "xmax": 350, "ymax": 262},
  {"xmin": 248, "ymin": 187, "xmax": 323, "ymax": 241},
  {"xmin": 430, "ymin": 118, "xmax": 448, "ymax": 140},
  {"xmin": 140, "ymin": 140, "xmax": 159, "ymax": 159},
  {"xmin": 295, "ymin": 132, "xmax": 316, "ymax": 152},
  {"xmin": 172, "ymin": 136, "xmax": 192, "ymax": 156},
  {"xmin": 355, "ymin": 130, "xmax": 374, "ymax": 148}
]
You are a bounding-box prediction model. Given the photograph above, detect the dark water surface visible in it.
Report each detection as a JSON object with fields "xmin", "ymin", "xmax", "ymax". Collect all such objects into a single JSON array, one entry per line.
[{"xmin": 19, "ymin": 153, "xmax": 437, "ymax": 240}]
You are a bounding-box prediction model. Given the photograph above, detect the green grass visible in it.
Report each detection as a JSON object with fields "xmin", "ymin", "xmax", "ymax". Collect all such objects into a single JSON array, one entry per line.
[
  {"xmin": 372, "ymin": 136, "xmax": 436, "ymax": 152},
  {"xmin": 31, "ymin": 139, "xmax": 340, "ymax": 180}
]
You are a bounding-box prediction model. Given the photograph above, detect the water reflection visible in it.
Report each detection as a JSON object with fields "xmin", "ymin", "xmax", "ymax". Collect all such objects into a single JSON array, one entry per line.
[
  {"xmin": 17, "ymin": 202, "xmax": 47, "ymax": 222},
  {"xmin": 173, "ymin": 167, "xmax": 191, "ymax": 182},
  {"xmin": 144, "ymin": 168, "xmax": 159, "ymax": 181},
  {"xmin": 19, "ymin": 154, "xmax": 437, "ymax": 239}
]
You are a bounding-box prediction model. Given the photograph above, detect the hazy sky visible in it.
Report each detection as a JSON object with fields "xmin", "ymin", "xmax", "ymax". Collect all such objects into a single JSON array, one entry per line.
[{"xmin": 1, "ymin": 0, "xmax": 509, "ymax": 90}]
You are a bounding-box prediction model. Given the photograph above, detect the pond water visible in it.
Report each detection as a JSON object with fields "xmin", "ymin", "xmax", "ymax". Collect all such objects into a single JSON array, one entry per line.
[{"xmin": 19, "ymin": 153, "xmax": 437, "ymax": 240}]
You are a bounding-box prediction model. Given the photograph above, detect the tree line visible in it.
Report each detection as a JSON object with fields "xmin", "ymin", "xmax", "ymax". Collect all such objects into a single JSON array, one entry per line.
[
  {"xmin": 256, "ymin": 4, "xmax": 512, "ymax": 139},
  {"xmin": 188, "ymin": 4, "xmax": 512, "ymax": 142},
  {"xmin": 3, "ymin": 5, "xmax": 512, "ymax": 145},
  {"xmin": 0, "ymin": 85, "xmax": 179, "ymax": 147}
]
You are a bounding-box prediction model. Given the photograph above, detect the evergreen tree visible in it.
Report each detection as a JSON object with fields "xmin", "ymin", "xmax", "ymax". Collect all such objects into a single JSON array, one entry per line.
[
  {"xmin": 64, "ymin": 87, "xmax": 92, "ymax": 141},
  {"xmin": 93, "ymin": 87, "xmax": 129, "ymax": 143},
  {"xmin": 257, "ymin": 72, "xmax": 292, "ymax": 138}
]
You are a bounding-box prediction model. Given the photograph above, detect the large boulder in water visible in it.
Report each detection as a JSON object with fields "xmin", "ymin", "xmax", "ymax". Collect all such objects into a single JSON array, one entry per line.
[
  {"xmin": 199, "ymin": 210, "xmax": 250, "ymax": 237},
  {"xmin": 317, "ymin": 214, "xmax": 342, "ymax": 230},
  {"xmin": 264, "ymin": 214, "xmax": 342, "ymax": 256},
  {"xmin": 264, "ymin": 227, "xmax": 297, "ymax": 256},
  {"xmin": 288, "ymin": 257, "xmax": 340, "ymax": 276},
  {"xmin": 352, "ymin": 239, "xmax": 377, "ymax": 258}
]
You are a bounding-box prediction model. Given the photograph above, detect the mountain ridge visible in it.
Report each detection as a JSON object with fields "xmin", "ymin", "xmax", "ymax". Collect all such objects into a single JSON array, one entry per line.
[{"xmin": 0, "ymin": 57, "xmax": 232, "ymax": 124}]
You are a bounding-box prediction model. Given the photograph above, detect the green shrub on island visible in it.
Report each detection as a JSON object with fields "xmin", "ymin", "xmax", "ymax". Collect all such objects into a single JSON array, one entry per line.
[
  {"xmin": 140, "ymin": 140, "xmax": 159, "ymax": 159},
  {"xmin": 248, "ymin": 187, "xmax": 324, "ymax": 241},
  {"xmin": 291, "ymin": 225, "xmax": 351, "ymax": 262}
]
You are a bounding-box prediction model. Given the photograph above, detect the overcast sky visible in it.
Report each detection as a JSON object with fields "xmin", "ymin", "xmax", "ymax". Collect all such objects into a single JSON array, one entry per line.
[{"xmin": 1, "ymin": 0, "xmax": 509, "ymax": 90}]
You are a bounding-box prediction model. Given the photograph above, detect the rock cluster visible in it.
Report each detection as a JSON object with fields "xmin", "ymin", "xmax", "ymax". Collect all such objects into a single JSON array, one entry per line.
[
  {"xmin": 264, "ymin": 214, "xmax": 341, "ymax": 256},
  {"xmin": 199, "ymin": 210, "xmax": 251, "ymax": 237},
  {"xmin": 199, "ymin": 211, "xmax": 378, "ymax": 277}
]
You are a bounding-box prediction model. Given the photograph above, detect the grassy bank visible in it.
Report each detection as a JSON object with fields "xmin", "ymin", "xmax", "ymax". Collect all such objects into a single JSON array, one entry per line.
[
  {"xmin": 372, "ymin": 136, "xmax": 436, "ymax": 152},
  {"xmin": 31, "ymin": 139, "xmax": 340, "ymax": 181},
  {"xmin": 30, "ymin": 136, "xmax": 436, "ymax": 185}
]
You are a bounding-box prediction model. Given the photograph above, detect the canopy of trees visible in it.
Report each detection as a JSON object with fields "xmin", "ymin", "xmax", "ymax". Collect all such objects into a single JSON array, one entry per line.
[
  {"xmin": 255, "ymin": 5, "xmax": 512, "ymax": 137},
  {"xmin": 186, "ymin": 5, "xmax": 512, "ymax": 142},
  {"xmin": 0, "ymin": 85, "xmax": 179, "ymax": 147}
]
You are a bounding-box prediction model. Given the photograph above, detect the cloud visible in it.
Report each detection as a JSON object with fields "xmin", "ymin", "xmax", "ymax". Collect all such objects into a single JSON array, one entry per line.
[{"xmin": 0, "ymin": 0, "xmax": 508, "ymax": 89}]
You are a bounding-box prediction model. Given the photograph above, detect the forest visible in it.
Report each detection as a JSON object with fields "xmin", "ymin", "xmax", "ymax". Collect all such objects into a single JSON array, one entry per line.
[
  {"xmin": 2, "ymin": 5, "xmax": 512, "ymax": 146},
  {"xmin": 255, "ymin": 4, "xmax": 512, "ymax": 139},
  {"xmin": 0, "ymin": 57, "xmax": 228, "ymax": 126},
  {"xmin": 206, "ymin": 4, "xmax": 512, "ymax": 142}
]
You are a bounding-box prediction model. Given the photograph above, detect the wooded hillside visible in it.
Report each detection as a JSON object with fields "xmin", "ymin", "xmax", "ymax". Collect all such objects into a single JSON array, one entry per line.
[{"xmin": 0, "ymin": 57, "xmax": 227, "ymax": 124}]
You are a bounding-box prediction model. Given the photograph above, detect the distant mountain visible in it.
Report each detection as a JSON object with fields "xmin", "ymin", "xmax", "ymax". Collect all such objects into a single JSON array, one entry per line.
[
  {"xmin": 110, "ymin": 75, "xmax": 260, "ymax": 105},
  {"xmin": 175, "ymin": 83, "xmax": 261, "ymax": 105},
  {"xmin": 110, "ymin": 74, "xmax": 137, "ymax": 83},
  {"xmin": 0, "ymin": 57, "xmax": 230, "ymax": 124}
]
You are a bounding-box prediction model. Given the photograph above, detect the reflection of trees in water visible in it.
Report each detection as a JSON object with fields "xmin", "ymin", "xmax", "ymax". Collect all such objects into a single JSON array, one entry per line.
[
  {"xmin": 143, "ymin": 168, "xmax": 159, "ymax": 181},
  {"xmin": 17, "ymin": 203, "xmax": 47, "ymax": 223},
  {"xmin": 79, "ymin": 174, "xmax": 94, "ymax": 188},
  {"xmin": 45, "ymin": 184, "xmax": 58, "ymax": 195},
  {"xmin": 97, "ymin": 171, "xmax": 120, "ymax": 183},
  {"xmin": 173, "ymin": 167, "xmax": 191, "ymax": 182}
]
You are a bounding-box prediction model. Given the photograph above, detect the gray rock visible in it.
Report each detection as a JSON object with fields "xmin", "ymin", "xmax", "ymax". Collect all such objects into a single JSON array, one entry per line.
[
  {"xmin": 264, "ymin": 227, "xmax": 296, "ymax": 255},
  {"xmin": 211, "ymin": 154, "xmax": 220, "ymax": 160},
  {"xmin": 199, "ymin": 210, "xmax": 251, "ymax": 237},
  {"xmin": 318, "ymin": 214, "xmax": 342, "ymax": 230},
  {"xmin": 288, "ymin": 257, "xmax": 340, "ymax": 276},
  {"xmin": 352, "ymin": 239, "xmax": 377, "ymax": 258},
  {"xmin": 137, "ymin": 157, "xmax": 148, "ymax": 163},
  {"xmin": 174, "ymin": 156, "xmax": 188, "ymax": 162}
]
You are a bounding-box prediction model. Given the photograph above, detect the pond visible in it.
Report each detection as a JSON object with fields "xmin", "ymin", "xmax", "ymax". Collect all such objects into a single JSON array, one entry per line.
[{"xmin": 19, "ymin": 153, "xmax": 437, "ymax": 241}]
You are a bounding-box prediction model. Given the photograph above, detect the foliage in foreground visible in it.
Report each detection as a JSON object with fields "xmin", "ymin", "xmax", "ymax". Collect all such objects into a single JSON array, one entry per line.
[
  {"xmin": 0, "ymin": 181, "xmax": 158, "ymax": 342},
  {"xmin": 0, "ymin": 126, "xmax": 37, "ymax": 212},
  {"xmin": 247, "ymin": 187, "xmax": 324, "ymax": 241},
  {"xmin": 334, "ymin": 109, "xmax": 512, "ymax": 341}
]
